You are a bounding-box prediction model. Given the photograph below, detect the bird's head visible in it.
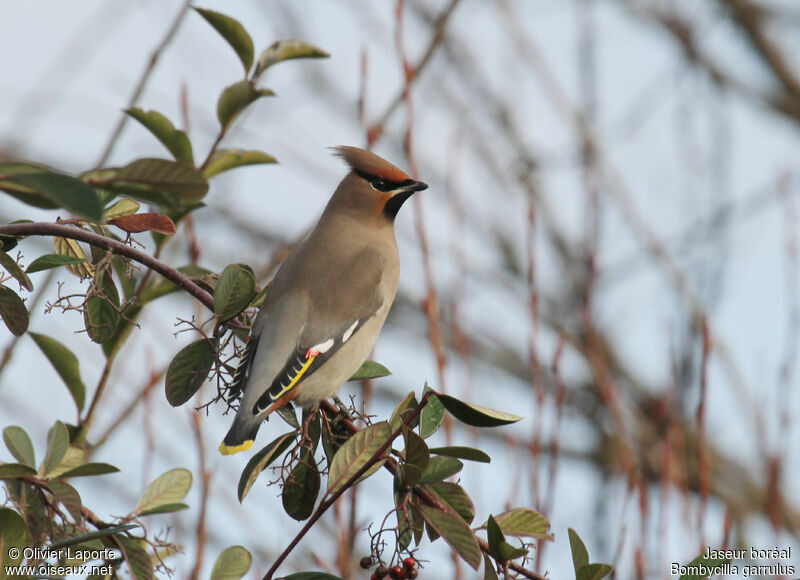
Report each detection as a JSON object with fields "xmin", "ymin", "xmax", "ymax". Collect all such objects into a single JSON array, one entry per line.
[{"xmin": 330, "ymin": 146, "xmax": 428, "ymax": 220}]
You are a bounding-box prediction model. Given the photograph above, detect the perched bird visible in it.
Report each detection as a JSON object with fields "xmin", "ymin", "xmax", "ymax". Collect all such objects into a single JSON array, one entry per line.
[{"xmin": 219, "ymin": 146, "xmax": 427, "ymax": 455}]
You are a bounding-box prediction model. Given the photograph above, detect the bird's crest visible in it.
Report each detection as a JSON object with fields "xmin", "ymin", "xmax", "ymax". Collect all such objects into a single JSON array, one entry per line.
[{"xmin": 333, "ymin": 146, "xmax": 412, "ymax": 182}]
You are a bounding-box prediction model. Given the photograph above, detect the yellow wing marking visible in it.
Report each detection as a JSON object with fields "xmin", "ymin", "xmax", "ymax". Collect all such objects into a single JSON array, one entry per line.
[{"xmin": 270, "ymin": 354, "xmax": 317, "ymax": 402}]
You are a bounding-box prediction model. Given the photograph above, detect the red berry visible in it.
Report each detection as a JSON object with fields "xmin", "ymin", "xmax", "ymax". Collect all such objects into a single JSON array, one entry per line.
[
  {"xmin": 361, "ymin": 556, "xmax": 374, "ymax": 569},
  {"xmin": 375, "ymin": 566, "xmax": 388, "ymax": 579},
  {"xmin": 406, "ymin": 569, "xmax": 418, "ymax": 579},
  {"xmin": 389, "ymin": 566, "xmax": 405, "ymax": 579},
  {"xmin": 403, "ymin": 557, "xmax": 416, "ymax": 570},
  {"xmin": 370, "ymin": 575, "xmax": 378, "ymax": 580}
]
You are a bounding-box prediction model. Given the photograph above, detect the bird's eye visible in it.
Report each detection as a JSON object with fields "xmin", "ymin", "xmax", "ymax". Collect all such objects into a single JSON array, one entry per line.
[{"xmin": 374, "ymin": 179, "xmax": 387, "ymax": 189}]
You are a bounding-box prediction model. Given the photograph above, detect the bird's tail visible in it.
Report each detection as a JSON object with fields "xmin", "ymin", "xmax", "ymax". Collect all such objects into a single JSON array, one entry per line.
[{"xmin": 219, "ymin": 418, "xmax": 261, "ymax": 455}]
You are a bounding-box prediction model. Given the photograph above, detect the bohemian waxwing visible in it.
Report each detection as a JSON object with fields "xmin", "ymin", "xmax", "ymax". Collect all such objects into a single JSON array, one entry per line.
[{"xmin": 219, "ymin": 146, "xmax": 427, "ymax": 455}]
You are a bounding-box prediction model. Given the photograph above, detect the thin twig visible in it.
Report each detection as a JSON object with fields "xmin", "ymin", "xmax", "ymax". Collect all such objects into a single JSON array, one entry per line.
[{"xmin": 95, "ymin": 0, "xmax": 193, "ymax": 166}]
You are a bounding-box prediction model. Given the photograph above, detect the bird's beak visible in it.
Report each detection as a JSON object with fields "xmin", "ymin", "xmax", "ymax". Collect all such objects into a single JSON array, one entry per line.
[{"xmin": 401, "ymin": 180, "xmax": 428, "ymax": 194}]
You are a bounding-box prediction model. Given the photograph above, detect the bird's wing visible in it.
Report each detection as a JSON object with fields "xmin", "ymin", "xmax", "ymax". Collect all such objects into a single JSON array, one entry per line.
[{"xmin": 239, "ymin": 247, "xmax": 387, "ymax": 414}]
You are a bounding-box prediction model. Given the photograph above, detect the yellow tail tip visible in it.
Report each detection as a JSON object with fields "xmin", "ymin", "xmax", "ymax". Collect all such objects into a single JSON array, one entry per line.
[{"xmin": 219, "ymin": 440, "xmax": 254, "ymax": 455}]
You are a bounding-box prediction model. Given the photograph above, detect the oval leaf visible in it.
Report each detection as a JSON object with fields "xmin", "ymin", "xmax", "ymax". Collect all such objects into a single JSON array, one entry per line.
[
  {"xmin": 165, "ymin": 339, "xmax": 215, "ymax": 406},
  {"xmin": 30, "ymin": 332, "xmax": 86, "ymax": 411},
  {"xmin": 59, "ymin": 462, "xmax": 120, "ymax": 478},
  {"xmin": 84, "ymin": 272, "xmax": 120, "ymax": 344},
  {"xmin": 328, "ymin": 421, "xmax": 391, "ymax": 493},
  {"xmin": 46, "ymin": 480, "xmax": 83, "ymax": 522},
  {"xmin": 45, "ymin": 444, "xmax": 86, "ymax": 478},
  {"xmin": 103, "ymin": 198, "xmax": 141, "ymax": 220},
  {"xmin": 483, "ymin": 508, "xmax": 552, "ymax": 540},
  {"xmin": 11, "ymin": 171, "xmax": 103, "ymax": 222},
  {"xmin": 0, "ymin": 463, "xmax": 37, "ymax": 478},
  {"xmin": 214, "ymin": 264, "xmax": 256, "ymax": 322},
  {"xmin": 134, "ymin": 467, "xmax": 192, "ymax": 516},
  {"xmin": 211, "ymin": 545, "xmax": 253, "ymax": 580},
  {"xmin": 577, "ymin": 563, "xmax": 614, "ymax": 580},
  {"xmin": 25, "ymin": 253, "xmax": 88, "ymax": 274},
  {"xmin": 238, "ymin": 432, "xmax": 295, "ymax": 502},
  {"xmin": 0, "ymin": 285, "xmax": 28, "ymax": 336},
  {"xmin": 125, "ymin": 108, "xmax": 194, "ymax": 164},
  {"xmin": 3, "ymin": 426, "xmax": 35, "ymax": 468},
  {"xmin": 348, "ymin": 360, "xmax": 391, "ymax": 381},
  {"xmin": 216, "ymin": 81, "xmax": 275, "ymax": 128},
  {"xmin": 110, "ymin": 213, "xmax": 176, "ymax": 235},
  {"xmin": 429, "ymin": 446, "xmax": 491, "ymax": 463},
  {"xmin": 428, "ymin": 481, "xmax": 475, "ymax": 524},
  {"xmin": 678, "ymin": 554, "xmax": 730, "ymax": 580},
  {"xmin": 0, "ymin": 250, "xmax": 32, "ymax": 291},
  {"xmin": 193, "ymin": 8, "xmax": 254, "ymax": 73},
  {"xmin": 420, "ymin": 456, "xmax": 463, "ymax": 483},
  {"xmin": 202, "ymin": 149, "xmax": 277, "ymax": 179},
  {"xmin": 0, "ymin": 508, "xmax": 28, "ymax": 566},
  {"xmin": 84, "ymin": 158, "xmax": 209, "ymax": 206},
  {"xmin": 0, "ymin": 162, "xmax": 60, "ymax": 209},
  {"xmin": 569, "ymin": 528, "xmax": 590, "ymax": 573},
  {"xmin": 420, "ymin": 387, "xmax": 445, "ymax": 438},
  {"xmin": 54, "ymin": 236, "xmax": 94, "ymax": 278},
  {"xmin": 437, "ymin": 394, "xmax": 522, "ymax": 427},
  {"xmin": 42, "ymin": 421, "xmax": 69, "ymax": 475},
  {"xmin": 254, "ymin": 39, "xmax": 329, "ymax": 79},
  {"xmin": 418, "ymin": 504, "xmax": 481, "ymax": 570},
  {"xmin": 282, "ymin": 448, "xmax": 320, "ymax": 521}
]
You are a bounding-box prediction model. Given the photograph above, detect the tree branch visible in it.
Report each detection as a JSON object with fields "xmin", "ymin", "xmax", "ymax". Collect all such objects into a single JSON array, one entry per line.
[{"xmin": 0, "ymin": 222, "xmax": 214, "ymax": 311}]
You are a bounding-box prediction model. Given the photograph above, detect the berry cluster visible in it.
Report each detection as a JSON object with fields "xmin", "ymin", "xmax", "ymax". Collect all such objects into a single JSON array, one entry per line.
[{"xmin": 361, "ymin": 556, "xmax": 419, "ymax": 579}]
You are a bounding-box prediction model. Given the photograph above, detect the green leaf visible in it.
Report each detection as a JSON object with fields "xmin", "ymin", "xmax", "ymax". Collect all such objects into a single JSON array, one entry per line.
[
  {"xmin": 59, "ymin": 462, "xmax": 120, "ymax": 478},
  {"xmin": 486, "ymin": 514, "xmax": 527, "ymax": 561},
  {"xmin": 47, "ymin": 523, "xmax": 138, "ymax": 550},
  {"xmin": 389, "ymin": 391, "xmax": 419, "ymax": 431},
  {"xmin": 0, "ymin": 285, "xmax": 28, "ymax": 336},
  {"xmin": 42, "ymin": 420, "xmax": 69, "ymax": 475},
  {"xmin": 429, "ymin": 446, "xmax": 491, "ymax": 463},
  {"xmin": 418, "ymin": 504, "xmax": 481, "ymax": 570},
  {"xmin": 30, "ymin": 332, "xmax": 86, "ymax": 411},
  {"xmin": 275, "ymin": 402, "xmax": 300, "ymax": 430},
  {"xmin": 328, "ymin": 421, "xmax": 391, "ymax": 493},
  {"xmin": 193, "ymin": 8, "xmax": 254, "ymax": 74},
  {"xmin": 137, "ymin": 502, "xmax": 189, "ymax": 516},
  {"xmin": 569, "ymin": 528, "xmax": 590, "ymax": 574},
  {"xmin": 280, "ymin": 574, "xmax": 343, "ymax": 580},
  {"xmin": 164, "ymin": 338, "xmax": 216, "ymax": 406},
  {"xmin": 214, "ymin": 263, "xmax": 256, "ymax": 322},
  {"xmin": 438, "ymin": 394, "xmax": 522, "ymax": 427},
  {"xmin": 577, "ymin": 563, "xmax": 614, "ymax": 580},
  {"xmin": 26, "ymin": 253, "xmax": 88, "ymax": 274},
  {"xmin": 84, "ymin": 271, "xmax": 120, "ymax": 344},
  {"xmin": 125, "ymin": 108, "xmax": 194, "ymax": 164},
  {"xmin": 103, "ymin": 197, "xmax": 141, "ymax": 220},
  {"xmin": 253, "ymin": 39, "xmax": 329, "ymax": 79},
  {"xmin": 678, "ymin": 554, "xmax": 731, "ymax": 580},
  {"xmin": 0, "ymin": 507, "xmax": 28, "ymax": 567},
  {"xmin": 482, "ymin": 508, "xmax": 552, "ymax": 540},
  {"xmin": 427, "ymin": 481, "xmax": 475, "ymax": 524},
  {"xmin": 0, "ymin": 463, "xmax": 37, "ymax": 478},
  {"xmin": 3, "ymin": 426, "xmax": 35, "ymax": 468},
  {"xmin": 0, "ymin": 250, "xmax": 32, "ymax": 291},
  {"xmin": 45, "ymin": 444, "xmax": 85, "ymax": 478},
  {"xmin": 133, "ymin": 467, "xmax": 192, "ymax": 516},
  {"xmin": 46, "ymin": 480, "xmax": 83, "ymax": 522},
  {"xmin": 483, "ymin": 554, "xmax": 499, "ymax": 580},
  {"xmin": 83, "ymin": 158, "xmax": 209, "ymax": 207},
  {"xmin": 202, "ymin": 149, "xmax": 277, "ymax": 179},
  {"xmin": 420, "ymin": 386, "xmax": 445, "ymax": 438},
  {"xmin": 348, "ymin": 360, "xmax": 391, "ymax": 381},
  {"xmin": 282, "ymin": 447, "xmax": 320, "ymax": 521},
  {"xmin": 216, "ymin": 80, "xmax": 275, "ymax": 128},
  {"xmin": 211, "ymin": 545, "xmax": 253, "ymax": 580},
  {"xmin": 0, "ymin": 161, "xmax": 60, "ymax": 209},
  {"xmin": 420, "ymin": 456, "xmax": 462, "ymax": 483},
  {"xmin": 11, "ymin": 171, "xmax": 103, "ymax": 222},
  {"xmin": 238, "ymin": 432, "xmax": 295, "ymax": 502},
  {"xmin": 115, "ymin": 536, "xmax": 154, "ymax": 580},
  {"xmin": 404, "ymin": 429, "xmax": 429, "ymax": 470}
]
